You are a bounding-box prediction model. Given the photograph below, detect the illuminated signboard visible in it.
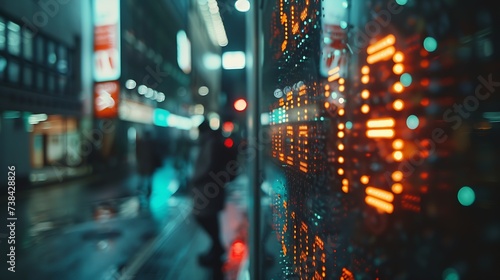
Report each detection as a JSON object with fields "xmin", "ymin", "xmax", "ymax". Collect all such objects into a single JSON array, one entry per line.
[
  {"xmin": 119, "ymin": 99, "xmax": 154, "ymax": 124},
  {"xmin": 319, "ymin": 0, "xmax": 348, "ymax": 78},
  {"xmin": 177, "ymin": 30, "xmax": 191, "ymax": 74},
  {"xmin": 153, "ymin": 108, "xmax": 171, "ymax": 127},
  {"xmin": 93, "ymin": 0, "xmax": 121, "ymax": 82},
  {"xmin": 94, "ymin": 81, "xmax": 119, "ymax": 118}
]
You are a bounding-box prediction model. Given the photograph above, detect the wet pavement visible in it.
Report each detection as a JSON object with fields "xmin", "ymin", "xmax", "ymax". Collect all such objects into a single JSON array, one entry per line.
[
  {"xmin": 124, "ymin": 176, "xmax": 251, "ymax": 280},
  {"xmin": 0, "ymin": 159, "xmax": 249, "ymax": 280}
]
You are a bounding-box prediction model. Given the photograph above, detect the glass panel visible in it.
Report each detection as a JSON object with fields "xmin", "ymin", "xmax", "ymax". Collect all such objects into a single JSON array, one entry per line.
[
  {"xmin": 57, "ymin": 45, "xmax": 68, "ymax": 74},
  {"xmin": 23, "ymin": 29, "xmax": 34, "ymax": 60},
  {"xmin": 8, "ymin": 60, "xmax": 20, "ymax": 83},
  {"xmin": 255, "ymin": 1, "xmax": 500, "ymax": 280},
  {"xmin": 7, "ymin": 21, "xmax": 21, "ymax": 56},
  {"xmin": 66, "ymin": 50, "xmax": 72, "ymax": 75},
  {"xmin": 58, "ymin": 76, "xmax": 67, "ymax": 95},
  {"xmin": 0, "ymin": 55, "xmax": 6, "ymax": 80},
  {"xmin": 23, "ymin": 66, "xmax": 33, "ymax": 87},
  {"xmin": 0, "ymin": 17, "xmax": 5, "ymax": 50},
  {"xmin": 48, "ymin": 74, "xmax": 55, "ymax": 93},
  {"xmin": 36, "ymin": 37, "xmax": 44, "ymax": 64},
  {"xmin": 36, "ymin": 70, "xmax": 44, "ymax": 91},
  {"xmin": 47, "ymin": 41, "xmax": 57, "ymax": 67}
]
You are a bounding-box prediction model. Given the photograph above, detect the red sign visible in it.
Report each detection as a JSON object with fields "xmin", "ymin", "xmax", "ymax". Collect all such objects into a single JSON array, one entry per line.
[{"xmin": 94, "ymin": 81, "xmax": 119, "ymax": 118}]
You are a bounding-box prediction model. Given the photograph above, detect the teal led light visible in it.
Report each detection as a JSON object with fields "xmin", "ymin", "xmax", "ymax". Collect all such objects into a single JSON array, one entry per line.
[
  {"xmin": 423, "ymin": 37, "xmax": 438, "ymax": 52},
  {"xmin": 442, "ymin": 268, "xmax": 460, "ymax": 280},
  {"xmin": 345, "ymin": 121, "xmax": 353, "ymax": 129},
  {"xmin": 457, "ymin": 186, "xmax": 475, "ymax": 206},
  {"xmin": 396, "ymin": 0, "xmax": 408, "ymax": 5},
  {"xmin": 400, "ymin": 73, "xmax": 412, "ymax": 87},
  {"xmin": 406, "ymin": 115, "xmax": 419, "ymax": 130},
  {"xmin": 153, "ymin": 108, "xmax": 170, "ymax": 127}
]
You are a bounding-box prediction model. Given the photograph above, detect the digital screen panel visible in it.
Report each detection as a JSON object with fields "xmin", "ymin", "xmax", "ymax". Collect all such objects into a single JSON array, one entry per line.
[{"xmin": 259, "ymin": 0, "xmax": 500, "ymax": 279}]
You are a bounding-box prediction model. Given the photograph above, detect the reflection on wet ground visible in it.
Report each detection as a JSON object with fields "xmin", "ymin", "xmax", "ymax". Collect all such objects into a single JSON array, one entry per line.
[{"xmin": 0, "ymin": 159, "xmax": 250, "ymax": 280}]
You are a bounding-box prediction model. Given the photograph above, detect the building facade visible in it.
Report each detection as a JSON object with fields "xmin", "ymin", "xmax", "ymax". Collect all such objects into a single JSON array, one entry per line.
[{"xmin": 0, "ymin": 0, "xmax": 92, "ymax": 185}]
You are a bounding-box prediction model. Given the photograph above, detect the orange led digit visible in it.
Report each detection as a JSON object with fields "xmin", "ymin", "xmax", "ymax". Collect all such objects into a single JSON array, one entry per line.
[
  {"xmin": 367, "ymin": 118, "xmax": 395, "ymax": 128},
  {"xmin": 367, "ymin": 34, "xmax": 396, "ymax": 55}
]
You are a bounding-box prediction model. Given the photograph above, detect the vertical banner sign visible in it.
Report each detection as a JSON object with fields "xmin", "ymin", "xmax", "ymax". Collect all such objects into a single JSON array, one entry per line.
[
  {"xmin": 94, "ymin": 81, "xmax": 119, "ymax": 118},
  {"xmin": 93, "ymin": 0, "xmax": 121, "ymax": 82},
  {"xmin": 320, "ymin": 0, "xmax": 348, "ymax": 78}
]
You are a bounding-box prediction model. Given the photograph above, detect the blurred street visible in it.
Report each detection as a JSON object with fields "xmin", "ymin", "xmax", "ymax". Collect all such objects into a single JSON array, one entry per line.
[
  {"xmin": 0, "ymin": 158, "xmax": 250, "ymax": 280},
  {"xmin": 2, "ymin": 0, "xmax": 500, "ymax": 278}
]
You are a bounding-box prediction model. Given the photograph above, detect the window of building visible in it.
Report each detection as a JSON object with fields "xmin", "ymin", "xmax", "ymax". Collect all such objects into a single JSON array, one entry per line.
[
  {"xmin": 58, "ymin": 76, "xmax": 67, "ymax": 95},
  {"xmin": 36, "ymin": 36, "xmax": 44, "ymax": 64},
  {"xmin": 57, "ymin": 45, "xmax": 68, "ymax": 74},
  {"xmin": 0, "ymin": 16, "xmax": 74, "ymax": 96},
  {"xmin": 23, "ymin": 66, "xmax": 33, "ymax": 88},
  {"xmin": 48, "ymin": 73, "xmax": 55, "ymax": 93},
  {"xmin": 47, "ymin": 41, "xmax": 57, "ymax": 68},
  {"xmin": 0, "ymin": 55, "xmax": 6, "ymax": 80},
  {"xmin": 7, "ymin": 21, "xmax": 20, "ymax": 56},
  {"xmin": 0, "ymin": 17, "xmax": 5, "ymax": 50},
  {"xmin": 23, "ymin": 29, "xmax": 33, "ymax": 60},
  {"xmin": 36, "ymin": 70, "xmax": 44, "ymax": 91},
  {"xmin": 8, "ymin": 59, "xmax": 20, "ymax": 83}
]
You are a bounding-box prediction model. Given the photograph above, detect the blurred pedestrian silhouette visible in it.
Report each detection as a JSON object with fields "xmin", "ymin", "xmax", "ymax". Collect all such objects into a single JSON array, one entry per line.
[
  {"xmin": 136, "ymin": 129, "xmax": 161, "ymax": 201},
  {"xmin": 173, "ymin": 131, "xmax": 193, "ymax": 194},
  {"xmin": 189, "ymin": 119, "xmax": 238, "ymax": 269}
]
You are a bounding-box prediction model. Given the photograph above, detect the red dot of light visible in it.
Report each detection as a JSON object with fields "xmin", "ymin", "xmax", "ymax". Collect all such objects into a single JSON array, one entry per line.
[
  {"xmin": 230, "ymin": 240, "xmax": 246, "ymax": 260},
  {"xmin": 420, "ymin": 186, "xmax": 428, "ymax": 193},
  {"xmin": 421, "ymin": 78, "xmax": 430, "ymax": 87},
  {"xmin": 420, "ymin": 60, "xmax": 429, "ymax": 68},
  {"xmin": 224, "ymin": 138, "xmax": 234, "ymax": 148},
  {"xmin": 223, "ymin": 121, "xmax": 234, "ymax": 132}
]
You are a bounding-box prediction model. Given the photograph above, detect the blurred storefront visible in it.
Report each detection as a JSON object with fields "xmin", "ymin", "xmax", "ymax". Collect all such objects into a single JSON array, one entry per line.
[
  {"xmin": 0, "ymin": 0, "xmax": 215, "ymax": 186},
  {"xmin": 0, "ymin": 0, "xmax": 91, "ymax": 186}
]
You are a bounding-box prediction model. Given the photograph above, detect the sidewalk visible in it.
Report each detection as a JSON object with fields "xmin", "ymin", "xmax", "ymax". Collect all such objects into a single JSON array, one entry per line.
[
  {"xmin": 120, "ymin": 175, "xmax": 251, "ymax": 280},
  {"xmin": 0, "ymin": 158, "xmax": 178, "ymax": 279}
]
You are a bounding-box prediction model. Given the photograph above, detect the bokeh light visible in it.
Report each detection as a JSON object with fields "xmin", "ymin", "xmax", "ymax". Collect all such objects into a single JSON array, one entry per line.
[
  {"xmin": 400, "ymin": 73, "xmax": 412, "ymax": 87},
  {"xmin": 442, "ymin": 268, "xmax": 460, "ymax": 280},
  {"xmin": 423, "ymin": 37, "xmax": 438, "ymax": 52},
  {"xmin": 406, "ymin": 115, "xmax": 419, "ymax": 129},
  {"xmin": 457, "ymin": 186, "xmax": 475, "ymax": 206}
]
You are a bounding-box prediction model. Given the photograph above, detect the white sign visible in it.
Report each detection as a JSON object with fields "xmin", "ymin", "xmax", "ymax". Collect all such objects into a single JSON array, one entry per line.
[
  {"xmin": 93, "ymin": 0, "xmax": 121, "ymax": 82},
  {"xmin": 320, "ymin": 0, "xmax": 348, "ymax": 77},
  {"xmin": 119, "ymin": 99, "xmax": 154, "ymax": 124}
]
